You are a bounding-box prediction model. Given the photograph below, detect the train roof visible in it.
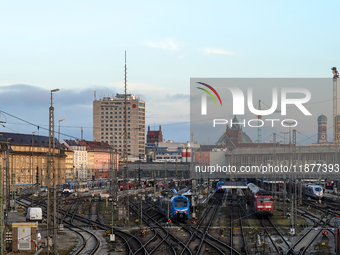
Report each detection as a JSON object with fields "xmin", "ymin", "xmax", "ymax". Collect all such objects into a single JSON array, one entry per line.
[
  {"xmin": 247, "ymin": 183, "xmax": 270, "ymax": 196},
  {"xmin": 304, "ymin": 183, "xmax": 322, "ymax": 188},
  {"xmin": 181, "ymin": 189, "xmax": 193, "ymax": 195},
  {"xmin": 171, "ymin": 195, "xmax": 189, "ymax": 201}
]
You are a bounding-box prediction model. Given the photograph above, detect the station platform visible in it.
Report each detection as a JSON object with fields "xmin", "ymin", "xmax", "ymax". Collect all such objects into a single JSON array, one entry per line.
[
  {"xmin": 323, "ymin": 191, "xmax": 340, "ymax": 202},
  {"xmin": 221, "ymin": 181, "xmax": 247, "ymax": 190}
]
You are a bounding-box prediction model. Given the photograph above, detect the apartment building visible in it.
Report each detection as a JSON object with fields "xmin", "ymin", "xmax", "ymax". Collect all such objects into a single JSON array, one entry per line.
[{"xmin": 93, "ymin": 93, "xmax": 145, "ymax": 160}]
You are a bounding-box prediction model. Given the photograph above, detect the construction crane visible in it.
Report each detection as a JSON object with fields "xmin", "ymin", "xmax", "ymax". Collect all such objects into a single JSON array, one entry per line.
[
  {"xmin": 332, "ymin": 67, "xmax": 339, "ymax": 145},
  {"xmin": 257, "ymin": 100, "xmax": 280, "ymax": 147}
]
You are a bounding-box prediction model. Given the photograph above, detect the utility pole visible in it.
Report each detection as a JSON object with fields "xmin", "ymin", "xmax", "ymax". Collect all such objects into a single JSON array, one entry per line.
[
  {"xmin": 332, "ymin": 67, "xmax": 339, "ymax": 144},
  {"xmin": 164, "ymin": 160, "xmax": 168, "ymax": 190},
  {"xmin": 153, "ymin": 169, "xmax": 157, "ymax": 197},
  {"xmin": 0, "ymin": 137, "xmax": 10, "ymax": 255},
  {"xmin": 0, "ymin": 141, "xmax": 9, "ymax": 255},
  {"xmin": 123, "ymin": 51, "xmax": 129, "ymax": 225},
  {"xmin": 48, "ymin": 88, "xmax": 59, "ymax": 254},
  {"xmin": 110, "ymin": 148, "xmax": 117, "ymax": 241},
  {"xmin": 0, "ymin": 163, "xmax": 4, "ymax": 255}
]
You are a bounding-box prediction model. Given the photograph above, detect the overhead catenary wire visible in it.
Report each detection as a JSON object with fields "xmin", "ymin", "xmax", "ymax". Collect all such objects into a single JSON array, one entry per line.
[{"xmin": 0, "ymin": 109, "xmax": 82, "ymax": 140}]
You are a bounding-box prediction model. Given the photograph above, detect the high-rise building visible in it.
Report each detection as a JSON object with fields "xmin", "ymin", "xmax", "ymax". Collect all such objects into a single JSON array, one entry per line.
[{"xmin": 93, "ymin": 93, "xmax": 146, "ymax": 160}]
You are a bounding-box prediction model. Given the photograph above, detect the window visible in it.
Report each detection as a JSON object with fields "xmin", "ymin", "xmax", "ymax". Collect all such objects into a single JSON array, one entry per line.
[{"xmin": 174, "ymin": 198, "xmax": 188, "ymax": 207}]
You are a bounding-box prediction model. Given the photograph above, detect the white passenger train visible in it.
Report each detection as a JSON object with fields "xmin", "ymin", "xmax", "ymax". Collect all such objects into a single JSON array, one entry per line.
[{"xmin": 303, "ymin": 183, "xmax": 324, "ymax": 199}]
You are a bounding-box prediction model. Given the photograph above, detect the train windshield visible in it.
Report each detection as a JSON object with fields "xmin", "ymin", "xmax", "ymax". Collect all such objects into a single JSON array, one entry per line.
[
  {"xmin": 174, "ymin": 198, "xmax": 188, "ymax": 207},
  {"xmin": 257, "ymin": 197, "xmax": 272, "ymax": 203},
  {"xmin": 314, "ymin": 187, "xmax": 322, "ymax": 191}
]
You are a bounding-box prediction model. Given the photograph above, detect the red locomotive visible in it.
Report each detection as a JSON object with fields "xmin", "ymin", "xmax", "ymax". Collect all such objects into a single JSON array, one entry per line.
[{"xmin": 247, "ymin": 183, "xmax": 273, "ymax": 216}]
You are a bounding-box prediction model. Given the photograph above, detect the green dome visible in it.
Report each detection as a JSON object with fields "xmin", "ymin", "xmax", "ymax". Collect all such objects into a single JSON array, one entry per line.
[
  {"xmin": 317, "ymin": 115, "xmax": 327, "ymax": 122},
  {"xmin": 216, "ymin": 131, "xmax": 253, "ymax": 144}
]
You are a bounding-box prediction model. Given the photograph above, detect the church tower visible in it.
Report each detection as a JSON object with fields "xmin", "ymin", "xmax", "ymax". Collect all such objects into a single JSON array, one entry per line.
[{"xmin": 317, "ymin": 114, "xmax": 327, "ymax": 144}]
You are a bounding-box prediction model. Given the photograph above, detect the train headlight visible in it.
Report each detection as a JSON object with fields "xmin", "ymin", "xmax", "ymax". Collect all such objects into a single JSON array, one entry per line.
[
  {"xmin": 175, "ymin": 211, "xmax": 178, "ymax": 213},
  {"xmin": 184, "ymin": 211, "xmax": 187, "ymax": 213}
]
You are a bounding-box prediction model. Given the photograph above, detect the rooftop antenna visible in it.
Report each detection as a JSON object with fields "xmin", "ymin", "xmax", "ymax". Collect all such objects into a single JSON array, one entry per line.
[
  {"xmin": 81, "ymin": 126, "xmax": 83, "ymax": 140},
  {"xmin": 332, "ymin": 67, "xmax": 339, "ymax": 144},
  {"xmin": 94, "ymin": 91, "xmax": 97, "ymax": 101}
]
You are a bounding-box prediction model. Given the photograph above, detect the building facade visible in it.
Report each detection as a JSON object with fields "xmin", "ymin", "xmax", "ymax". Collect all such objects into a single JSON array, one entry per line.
[
  {"xmin": 63, "ymin": 145, "xmax": 74, "ymax": 181},
  {"xmin": 147, "ymin": 125, "xmax": 163, "ymax": 144},
  {"xmin": 78, "ymin": 140, "xmax": 117, "ymax": 180},
  {"xmin": 62, "ymin": 140, "xmax": 87, "ymax": 181},
  {"xmin": 0, "ymin": 132, "xmax": 66, "ymax": 190},
  {"xmin": 93, "ymin": 93, "xmax": 146, "ymax": 160}
]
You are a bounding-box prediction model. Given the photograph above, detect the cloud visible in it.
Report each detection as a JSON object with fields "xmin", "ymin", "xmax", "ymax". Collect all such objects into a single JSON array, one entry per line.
[
  {"xmin": 203, "ymin": 48, "xmax": 234, "ymax": 55},
  {"xmin": 165, "ymin": 93, "xmax": 190, "ymax": 102},
  {"xmin": 0, "ymin": 84, "xmax": 190, "ymax": 142},
  {"xmin": 145, "ymin": 39, "xmax": 178, "ymax": 51}
]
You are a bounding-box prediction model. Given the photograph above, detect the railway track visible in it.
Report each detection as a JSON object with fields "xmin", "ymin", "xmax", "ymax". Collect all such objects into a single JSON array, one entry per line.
[
  {"xmin": 17, "ymin": 196, "xmax": 146, "ymax": 255},
  {"xmin": 130, "ymin": 199, "xmax": 180, "ymax": 255},
  {"xmin": 17, "ymin": 197, "xmax": 101, "ymax": 255},
  {"xmin": 176, "ymin": 192, "xmax": 242, "ymax": 255},
  {"xmin": 230, "ymin": 202, "xmax": 248, "ymax": 255},
  {"xmin": 259, "ymin": 218, "xmax": 290, "ymax": 254}
]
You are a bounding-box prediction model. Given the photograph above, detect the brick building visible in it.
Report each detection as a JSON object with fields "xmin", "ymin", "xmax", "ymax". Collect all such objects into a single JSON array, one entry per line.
[{"xmin": 146, "ymin": 125, "xmax": 163, "ymax": 144}]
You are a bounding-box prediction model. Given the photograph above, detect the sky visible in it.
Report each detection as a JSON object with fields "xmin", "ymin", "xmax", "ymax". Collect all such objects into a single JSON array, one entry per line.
[{"xmin": 1, "ymin": 1, "xmax": 340, "ymax": 144}]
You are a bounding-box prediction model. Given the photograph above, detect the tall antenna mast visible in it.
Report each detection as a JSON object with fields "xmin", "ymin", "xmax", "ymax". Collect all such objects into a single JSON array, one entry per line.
[
  {"xmin": 123, "ymin": 51, "xmax": 129, "ymax": 225},
  {"xmin": 332, "ymin": 67, "xmax": 339, "ymax": 144}
]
